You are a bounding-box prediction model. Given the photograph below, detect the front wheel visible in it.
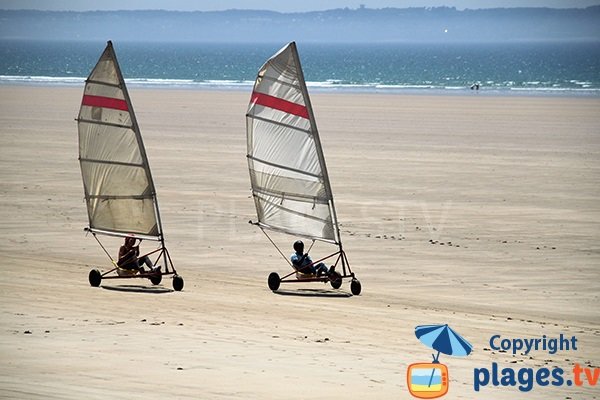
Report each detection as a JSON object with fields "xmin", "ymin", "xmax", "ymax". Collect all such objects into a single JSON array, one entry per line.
[
  {"xmin": 268, "ymin": 272, "xmax": 280, "ymax": 291},
  {"xmin": 88, "ymin": 268, "xmax": 101, "ymax": 287},
  {"xmin": 350, "ymin": 279, "xmax": 362, "ymax": 295},
  {"xmin": 172, "ymin": 275, "xmax": 184, "ymax": 291}
]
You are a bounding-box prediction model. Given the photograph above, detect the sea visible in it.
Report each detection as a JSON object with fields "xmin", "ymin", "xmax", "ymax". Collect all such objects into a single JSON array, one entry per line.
[{"xmin": 1, "ymin": 40, "xmax": 599, "ymax": 96}]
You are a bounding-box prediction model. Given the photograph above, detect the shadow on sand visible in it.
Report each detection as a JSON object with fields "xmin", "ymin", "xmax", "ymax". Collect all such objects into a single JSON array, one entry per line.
[
  {"xmin": 273, "ymin": 288, "xmax": 352, "ymax": 298},
  {"xmin": 101, "ymin": 284, "xmax": 173, "ymax": 294}
]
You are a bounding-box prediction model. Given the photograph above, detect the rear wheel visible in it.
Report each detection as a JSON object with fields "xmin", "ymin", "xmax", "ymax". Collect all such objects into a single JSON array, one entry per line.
[
  {"xmin": 350, "ymin": 279, "xmax": 362, "ymax": 295},
  {"xmin": 88, "ymin": 269, "xmax": 101, "ymax": 287},
  {"xmin": 149, "ymin": 273, "xmax": 162, "ymax": 286},
  {"xmin": 173, "ymin": 275, "xmax": 184, "ymax": 291},
  {"xmin": 268, "ymin": 272, "xmax": 280, "ymax": 291},
  {"xmin": 329, "ymin": 272, "xmax": 342, "ymax": 289}
]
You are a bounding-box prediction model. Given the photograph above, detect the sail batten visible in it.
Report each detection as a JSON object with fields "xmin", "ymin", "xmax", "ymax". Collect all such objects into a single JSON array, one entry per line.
[
  {"xmin": 246, "ymin": 114, "xmax": 312, "ymax": 135},
  {"xmin": 77, "ymin": 119, "xmax": 132, "ymax": 130},
  {"xmin": 77, "ymin": 41, "xmax": 162, "ymax": 239},
  {"xmin": 88, "ymin": 194, "xmax": 154, "ymax": 200},
  {"xmin": 248, "ymin": 155, "xmax": 322, "ymax": 179},
  {"xmin": 252, "ymin": 186, "xmax": 330, "ymax": 204},
  {"xmin": 246, "ymin": 42, "xmax": 340, "ymax": 244},
  {"xmin": 258, "ymin": 74, "xmax": 303, "ymax": 89},
  {"xmin": 80, "ymin": 157, "xmax": 145, "ymax": 167},
  {"xmin": 85, "ymin": 79, "xmax": 121, "ymax": 88}
]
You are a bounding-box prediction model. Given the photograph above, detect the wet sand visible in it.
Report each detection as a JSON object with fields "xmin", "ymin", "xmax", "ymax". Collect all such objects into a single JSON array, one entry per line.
[{"xmin": 0, "ymin": 85, "xmax": 599, "ymax": 399}]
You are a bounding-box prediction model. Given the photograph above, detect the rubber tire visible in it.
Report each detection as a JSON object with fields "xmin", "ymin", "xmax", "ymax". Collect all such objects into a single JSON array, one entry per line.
[
  {"xmin": 173, "ymin": 275, "xmax": 184, "ymax": 291},
  {"xmin": 350, "ymin": 279, "xmax": 362, "ymax": 295},
  {"xmin": 268, "ymin": 272, "xmax": 281, "ymax": 291},
  {"xmin": 149, "ymin": 273, "xmax": 162, "ymax": 286},
  {"xmin": 88, "ymin": 268, "xmax": 101, "ymax": 287},
  {"xmin": 329, "ymin": 272, "xmax": 342, "ymax": 289}
]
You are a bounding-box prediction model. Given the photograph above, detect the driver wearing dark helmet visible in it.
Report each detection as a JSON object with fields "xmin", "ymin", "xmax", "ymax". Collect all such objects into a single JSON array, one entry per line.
[{"xmin": 290, "ymin": 240, "xmax": 333, "ymax": 276}]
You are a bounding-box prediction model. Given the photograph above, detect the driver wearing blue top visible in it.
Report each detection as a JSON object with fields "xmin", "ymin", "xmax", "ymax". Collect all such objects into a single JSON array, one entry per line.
[{"xmin": 290, "ymin": 240, "xmax": 333, "ymax": 276}]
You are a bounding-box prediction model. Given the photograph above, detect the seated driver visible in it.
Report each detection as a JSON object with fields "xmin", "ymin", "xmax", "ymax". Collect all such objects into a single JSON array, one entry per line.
[
  {"xmin": 117, "ymin": 236, "xmax": 159, "ymax": 273},
  {"xmin": 290, "ymin": 240, "xmax": 334, "ymax": 276}
]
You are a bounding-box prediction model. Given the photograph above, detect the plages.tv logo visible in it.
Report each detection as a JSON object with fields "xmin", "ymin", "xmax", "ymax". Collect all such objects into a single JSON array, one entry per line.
[
  {"xmin": 474, "ymin": 333, "xmax": 599, "ymax": 393},
  {"xmin": 407, "ymin": 324, "xmax": 473, "ymax": 399}
]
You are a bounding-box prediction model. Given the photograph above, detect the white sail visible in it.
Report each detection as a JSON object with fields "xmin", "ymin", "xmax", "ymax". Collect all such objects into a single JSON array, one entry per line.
[
  {"xmin": 77, "ymin": 41, "xmax": 160, "ymax": 239},
  {"xmin": 246, "ymin": 42, "xmax": 339, "ymax": 243}
]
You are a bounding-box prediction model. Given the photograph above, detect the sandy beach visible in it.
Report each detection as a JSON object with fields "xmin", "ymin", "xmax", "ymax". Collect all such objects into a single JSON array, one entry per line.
[{"xmin": 0, "ymin": 85, "xmax": 598, "ymax": 399}]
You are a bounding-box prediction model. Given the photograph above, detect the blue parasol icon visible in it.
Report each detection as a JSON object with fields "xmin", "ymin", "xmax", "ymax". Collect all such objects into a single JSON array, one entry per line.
[
  {"xmin": 415, "ymin": 324, "xmax": 473, "ymax": 360},
  {"xmin": 415, "ymin": 324, "xmax": 473, "ymax": 387}
]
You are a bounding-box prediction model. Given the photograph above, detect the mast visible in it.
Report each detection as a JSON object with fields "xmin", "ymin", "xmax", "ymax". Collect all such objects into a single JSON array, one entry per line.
[
  {"xmin": 106, "ymin": 41, "xmax": 163, "ymax": 238},
  {"xmin": 106, "ymin": 41, "xmax": 168, "ymax": 268},
  {"xmin": 290, "ymin": 42, "xmax": 342, "ymax": 248}
]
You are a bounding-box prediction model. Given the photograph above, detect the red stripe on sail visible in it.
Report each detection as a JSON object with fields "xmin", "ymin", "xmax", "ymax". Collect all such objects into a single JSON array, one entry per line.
[
  {"xmin": 82, "ymin": 95, "xmax": 129, "ymax": 111},
  {"xmin": 251, "ymin": 91, "xmax": 309, "ymax": 119}
]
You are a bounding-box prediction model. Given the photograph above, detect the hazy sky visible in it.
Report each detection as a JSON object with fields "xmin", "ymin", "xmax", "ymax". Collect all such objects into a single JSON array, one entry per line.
[{"xmin": 1, "ymin": 0, "xmax": 599, "ymax": 11}]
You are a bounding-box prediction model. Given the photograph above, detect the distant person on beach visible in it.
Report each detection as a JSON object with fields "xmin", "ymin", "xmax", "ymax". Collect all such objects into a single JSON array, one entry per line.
[
  {"xmin": 117, "ymin": 236, "xmax": 157, "ymax": 273},
  {"xmin": 290, "ymin": 240, "xmax": 332, "ymax": 276},
  {"xmin": 470, "ymin": 83, "xmax": 480, "ymax": 90}
]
